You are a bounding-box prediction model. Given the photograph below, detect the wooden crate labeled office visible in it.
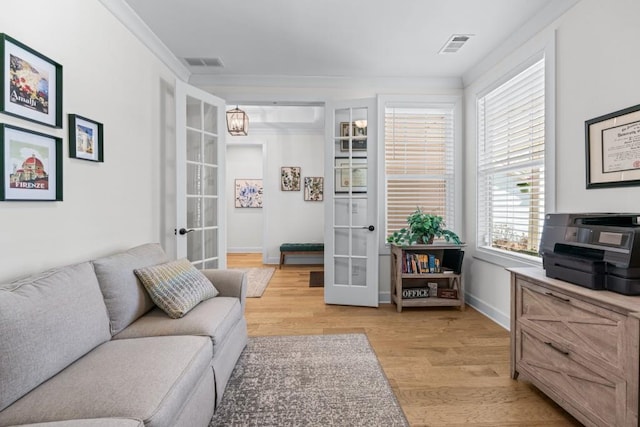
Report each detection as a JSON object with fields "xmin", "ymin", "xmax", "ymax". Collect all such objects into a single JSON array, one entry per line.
[{"xmin": 390, "ymin": 243, "xmax": 465, "ymax": 312}]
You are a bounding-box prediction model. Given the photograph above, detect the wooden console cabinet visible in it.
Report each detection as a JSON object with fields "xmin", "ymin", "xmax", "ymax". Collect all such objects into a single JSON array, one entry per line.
[
  {"xmin": 509, "ymin": 267, "xmax": 640, "ymax": 427},
  {"xmin": 390, "ymin": 244, "xmax": 465, "ymax": 313}
]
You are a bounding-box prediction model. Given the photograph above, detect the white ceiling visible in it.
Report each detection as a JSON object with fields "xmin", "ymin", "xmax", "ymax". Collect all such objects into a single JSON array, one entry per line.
[{"xmin": 121, "ymin": 0, "xmax": 575, "ymax": 83}]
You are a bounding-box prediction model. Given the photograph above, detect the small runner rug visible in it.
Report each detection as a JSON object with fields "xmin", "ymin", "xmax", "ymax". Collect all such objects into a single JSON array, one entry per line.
[
  {"xmin": 230, "ymin": 267, "xmax": 275, "ymax": 298},
  {"xmin": 209, "ymin": 334, "xmax": 409, "ymax": 427}
]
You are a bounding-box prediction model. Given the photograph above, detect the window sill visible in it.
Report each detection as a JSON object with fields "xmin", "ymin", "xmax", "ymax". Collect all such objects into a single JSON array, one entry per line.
[{"xmin": 473, "ymin": 246, "xmax": 542, "ymax": 269}]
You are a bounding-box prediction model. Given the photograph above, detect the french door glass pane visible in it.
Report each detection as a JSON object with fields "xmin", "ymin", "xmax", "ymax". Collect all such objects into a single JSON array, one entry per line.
[
  {"xmin": 187, "ymin": 164, "xmax": 201, "ymax": 195},
  {"xmin": 204, "ymin": 198, "xmax": 217, "ymax": 227},
  {"xmin": 352, "ymin": 229, "xmax": 367, "ymax": 256},
  {"xmin": 187, "ymin": 230, "xmax": 203, "ymax": 260},
  {"xmin": 187, "ymin": 130, "xmax": 201, "ymax": 162},
  {"xmin": 202, "ymin": 165, "xmax": 217, "ymax": 196},
  {"xmin": 334, "ymin": 199, "xmax": 350, "ymax": 226},
  {"xmin": 186, "ymin": 97, "xmax": 201, "ymax": 129},
  {"xmin": 203, "ymin": 103, "xmax": 217, "ymax": 133},
  {"xmin": 334, "ymin": 257, "xmax": 349, "ymax": 285},
  {"xmin": 204, "ymin": 228, "xmax": 218, "ymax": 259},
  {"xmin": 204, "ymin": 135, "xmax": 217, "ymax": 164},
  {"xmin": 334, "ymin": 229, "xmax": 349, "ymax": 256},
  {"xmin": 352, "ymin": 258, "xmax": 367, "ymax": 286},
  {"xmin": 186, "ymin": 198, "xmax": 200, "ymax": 228},
  {"xmin": 204, "ymin": 259, "xmax": 218, "ymax": 269}
]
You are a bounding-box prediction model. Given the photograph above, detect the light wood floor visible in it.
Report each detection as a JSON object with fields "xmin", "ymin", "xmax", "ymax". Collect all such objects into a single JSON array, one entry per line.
[{"xmin": 229, "ymin": 253, "xmax": 582, "ymax": 427}]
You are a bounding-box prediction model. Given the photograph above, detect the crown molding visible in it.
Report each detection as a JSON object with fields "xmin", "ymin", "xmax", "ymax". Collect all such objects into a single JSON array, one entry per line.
[
  {"xmin": 98, "ymin": 0, "xmax": 190, "ymax": 82},
  {"xmin": 190, "ymin": 74, "xmax": 463, "ymax": 91}
]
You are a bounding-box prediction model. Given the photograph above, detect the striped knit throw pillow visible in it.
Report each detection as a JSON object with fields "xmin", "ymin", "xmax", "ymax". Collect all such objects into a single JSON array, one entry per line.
[{"xmin": 134, "ymin": 258, "xmax": 218, "ymax": 319}]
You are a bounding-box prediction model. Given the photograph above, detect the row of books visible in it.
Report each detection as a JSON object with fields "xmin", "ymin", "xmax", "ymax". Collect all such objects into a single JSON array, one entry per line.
[{"xmin": 402, "ymin": 252, "xmax": 444, "ymax": 274}]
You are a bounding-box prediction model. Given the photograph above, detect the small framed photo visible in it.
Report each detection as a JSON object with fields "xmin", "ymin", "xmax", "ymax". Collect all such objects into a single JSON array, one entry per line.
[
  {"xmin": 1, "ymin": 123, "xmax": 62, "ymax": 201},
  {"xmin": 281, "ymin": 166, "xmax": 301, "ymax": 191},
  {"xmin": 69, "ymin": 114, "xmax": 104, "ymax": 162},
  {"xmin": 586, "ymin": 104, "xmax": 640, "ymax": 189},
  {"xmin": 339, "ymin": 122, "xmax": 367, "ymax": 151},
  {"xmin": 235, "ymin": 179, "xmax": 263, "ymax": 208},
  {"xmin": 0, "ymin": 34, "xmax": 63, "ymax": 128},
  {"xmin": 335, "ymin": 157, "xmax": 367, "ymax": 193},
  {"xmin": 304, "ymin": 177, "xmax": 324, "ymax": 201}
]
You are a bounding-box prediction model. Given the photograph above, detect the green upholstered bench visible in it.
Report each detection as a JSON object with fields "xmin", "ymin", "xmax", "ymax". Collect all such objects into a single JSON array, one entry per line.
[{"xmin": 279, "ymin": 243, "xmax": 324, "ymax": 269}]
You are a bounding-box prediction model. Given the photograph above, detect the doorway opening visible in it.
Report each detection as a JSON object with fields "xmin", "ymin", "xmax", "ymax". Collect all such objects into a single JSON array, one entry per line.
[{"xmin": 224, "ymin": 104, "xmax": 325, "ymax": 269}]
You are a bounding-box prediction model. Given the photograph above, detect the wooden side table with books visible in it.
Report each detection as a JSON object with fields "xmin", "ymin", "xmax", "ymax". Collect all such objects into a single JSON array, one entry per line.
[{"xmin": 390, "ymin": 243, "xmax": 465, "ymax": 312}]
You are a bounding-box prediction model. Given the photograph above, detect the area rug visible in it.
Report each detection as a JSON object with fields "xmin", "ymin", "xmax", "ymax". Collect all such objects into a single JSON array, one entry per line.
[
  {"xmin": 230, "ymin": 267, "xmax": 275, "ymax": 298},
  {"xmin": 209, "ymin": 334, "xmax": 409, "ymax": 426}
]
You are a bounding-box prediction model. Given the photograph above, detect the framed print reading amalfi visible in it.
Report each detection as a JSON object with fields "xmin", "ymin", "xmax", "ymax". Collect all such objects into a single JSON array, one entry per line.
[{"xmin": 0, "ymin": 34, "xmax": 63, "ymax": 128}]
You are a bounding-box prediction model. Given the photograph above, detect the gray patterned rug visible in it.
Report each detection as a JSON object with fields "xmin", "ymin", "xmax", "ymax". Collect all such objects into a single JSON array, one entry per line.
[
  {"xmin": 210, "ymin": 334, "xmax": 409, "ymax": 427},
  {"xmin": 229, "ymin": 267, "xmax": 275, "ymax": 298}
]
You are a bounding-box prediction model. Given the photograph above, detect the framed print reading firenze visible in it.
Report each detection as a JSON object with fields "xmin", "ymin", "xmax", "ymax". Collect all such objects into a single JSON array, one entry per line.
[
  {"xmin": 0, "ymin": 33, "xmax": 63, "ymax": 128},
  {"xmin": 0, "ymin": 124, "xmax": 63, "ymax": 201},
  {"xmin": 586, "ymin": 103, "xmax": 640, "ymax": 189}
]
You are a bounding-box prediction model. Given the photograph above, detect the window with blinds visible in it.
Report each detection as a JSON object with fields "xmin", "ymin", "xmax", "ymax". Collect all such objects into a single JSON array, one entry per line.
[
  {"xmin": 385, "ymin": 106, "xmax": 455, "ymax": 238},
  {"xmin": 477, "ymin": 58, "xmax": 545, "ymax": 257}
]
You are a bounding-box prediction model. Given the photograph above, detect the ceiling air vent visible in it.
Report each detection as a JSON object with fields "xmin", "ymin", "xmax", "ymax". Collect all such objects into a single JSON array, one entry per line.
[
  {"xmin": 438, "ymin": 34, "xmax": 473, "ymax": 54},
  {"xmin": 183, "ymin": 57, "xmax": 224, "ymax": 67}
]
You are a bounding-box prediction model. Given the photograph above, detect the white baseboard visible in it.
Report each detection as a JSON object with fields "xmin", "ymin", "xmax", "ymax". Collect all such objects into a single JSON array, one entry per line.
[
  {"xmin": 227, "ymin": 247, "xmax": 262, "ymax": 253},
  {"xmin": 378, "ymin": 291, "xmax": 391, "ymax": 304},
  {"xmin": 465, "ymin": 293, "xmax": 510, "ymax": 330}
]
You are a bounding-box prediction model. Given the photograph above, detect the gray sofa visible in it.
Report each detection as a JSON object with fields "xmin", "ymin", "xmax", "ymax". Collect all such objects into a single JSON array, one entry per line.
[{"xmin": 0, "ymin": 243, "xmax": 248, "ymax": 427}]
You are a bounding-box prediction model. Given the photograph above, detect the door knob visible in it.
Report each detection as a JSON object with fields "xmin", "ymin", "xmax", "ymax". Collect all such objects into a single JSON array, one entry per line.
[
  {"xmin": 176, "ymin": 228, "xmax": 195, "ymax": 235},
  {"xmin": 363, "ymin": 225, "xmax": 375, "ymax": 231}
]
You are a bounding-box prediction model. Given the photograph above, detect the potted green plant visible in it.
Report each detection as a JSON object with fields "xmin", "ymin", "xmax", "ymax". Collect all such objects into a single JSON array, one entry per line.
[{"xmin": 386, "ymin": 208, "xmax": 461, "ymax": 245}]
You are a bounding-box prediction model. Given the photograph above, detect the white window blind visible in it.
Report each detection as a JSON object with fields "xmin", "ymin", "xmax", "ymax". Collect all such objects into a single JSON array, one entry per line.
[
  {"xmin": 385, "ymin": 106, "xmax": 455, "ymax": 237},
  {"xmin": 477, "ymin": 58, "xmax": 545, "ymax": 257}
]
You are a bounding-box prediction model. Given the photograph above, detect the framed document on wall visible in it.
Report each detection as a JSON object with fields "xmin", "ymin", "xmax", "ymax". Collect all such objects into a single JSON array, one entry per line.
[{"xmin": 586, "ymin": 103, "xmax": 640, "ymax": 189}]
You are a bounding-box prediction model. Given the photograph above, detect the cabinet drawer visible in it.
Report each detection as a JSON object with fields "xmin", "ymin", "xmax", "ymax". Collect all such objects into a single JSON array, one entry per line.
[
  {"xmin": 517, "ymin": 327, "xmax": 626, "ymax": 427},
  {"xmin": 517, "ymin": 278, "xmax": 626, "ymax": 372}
]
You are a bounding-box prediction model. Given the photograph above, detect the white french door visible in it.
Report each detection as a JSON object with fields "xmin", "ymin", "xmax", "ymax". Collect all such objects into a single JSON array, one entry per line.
[
  {"xmin": 175, "ymin": 80, "xmax": 226, "ymax": 269},
  {"xmin": 324, "ymin": 99, "xmax": 379, "ymax": 307}
]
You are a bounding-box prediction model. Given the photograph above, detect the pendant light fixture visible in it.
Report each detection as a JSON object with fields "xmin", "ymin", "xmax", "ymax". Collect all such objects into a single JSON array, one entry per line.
[{"xmin": 226, "ymin": 106, "xmax": 249, "ymax": 136}]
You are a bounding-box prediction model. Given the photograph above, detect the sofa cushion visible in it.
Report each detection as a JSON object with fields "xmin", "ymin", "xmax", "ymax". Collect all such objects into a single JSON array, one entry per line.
[
  {"xmin": 114, "ymin": 297, "xmax": 242, "ymax": 356},
  {"xmin": 92, "ymin": 243, "xmax": 169, "ymax": 335},
  {"xmin": 0, "ymin": 336, "xmax": 212, "ymax": 427},
  {"xmin": 134, "ymin": 258, "xmax": 218, "ymax": 319},
  {"xmin": 0, "ymin": 262, "xmax": 111, "ymax": 412}
]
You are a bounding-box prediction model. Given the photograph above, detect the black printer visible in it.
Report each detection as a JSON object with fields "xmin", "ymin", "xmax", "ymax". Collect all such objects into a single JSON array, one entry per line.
[{"xmin": 539, "ymin": 213, "xmax": 640, "ymax": 295}]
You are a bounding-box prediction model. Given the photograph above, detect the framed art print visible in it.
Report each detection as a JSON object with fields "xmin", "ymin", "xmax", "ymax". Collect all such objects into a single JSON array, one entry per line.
[
  {"xmin": 235, "ymin": 179, "xmax": 263, "ymax": 208},
  {"xmin": 0, "ymin": 34, "xmax": 63, "ymax": 128},
  {"xmin": 304, "ymin": 177, "xmax": 323, "ymax": 201},
  {"xmin": 281, "ymin": 166, "xmax": 301, "ymax": 191},
  {"xmin": 0, "ymin": 124, "xmax": 63, "ymax": 201},
  {"xmin": 69, "ymin": 114, "xmax": 104, "ymax": 162}
]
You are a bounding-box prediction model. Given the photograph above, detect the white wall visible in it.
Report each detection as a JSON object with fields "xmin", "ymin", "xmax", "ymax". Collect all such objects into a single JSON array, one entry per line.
[
  {"xmin": 265, "ymin": 131, "xmax": 325, "ymax": 264},
  {"xmin": 0, "ymin": 0, "xmax": 176, "ymax": 282},
  {"xmin": 463, "ymin": 0, "xmax": 640, "ymax": 328},
  {"xmin": 226, "ymin": 144, "xmax": 264, "ymax": 252}
]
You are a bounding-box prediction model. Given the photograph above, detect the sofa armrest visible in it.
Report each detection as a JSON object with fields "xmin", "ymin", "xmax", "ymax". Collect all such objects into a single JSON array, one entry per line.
[{"xmin": 201, "ymin": 269, "xmax": 247, "ymax": 311}]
